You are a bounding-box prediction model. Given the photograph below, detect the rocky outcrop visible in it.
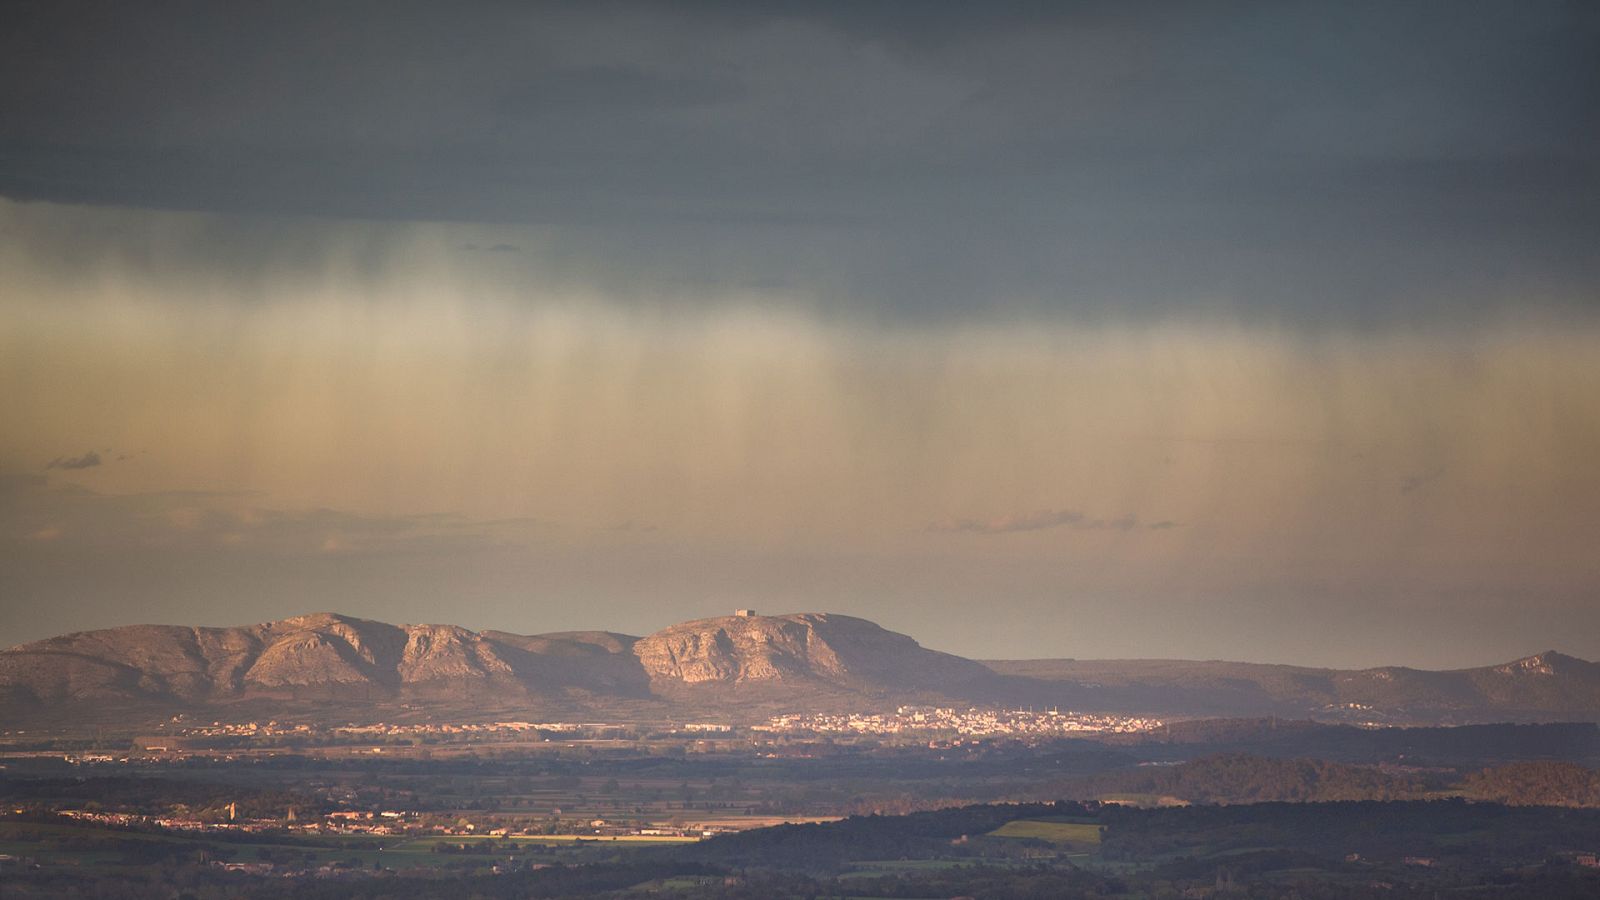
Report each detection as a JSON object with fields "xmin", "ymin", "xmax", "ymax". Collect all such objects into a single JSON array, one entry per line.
[
  {"xmin": 3, "ymin": 612, "xmax": 1598, "ymax": 726},
  {"xmin": 633, "ymin": 613, "xmax": 994, "ymax": 692}
]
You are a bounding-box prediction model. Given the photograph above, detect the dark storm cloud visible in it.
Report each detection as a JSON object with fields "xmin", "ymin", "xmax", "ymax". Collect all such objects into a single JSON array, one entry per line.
[{"xmin": 1, "ymin": 0, "xmax": 1596, "ymax": 321}]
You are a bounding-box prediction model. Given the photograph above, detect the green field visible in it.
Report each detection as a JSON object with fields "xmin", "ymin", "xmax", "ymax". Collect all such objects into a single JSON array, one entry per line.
[
  {"xmin": 1098, "ymin": 793, "xmax": 1190, "ymax": 807},
  {"xmin": 987, "ymin": 818, "xmax": 1103, "ymax": 845}
]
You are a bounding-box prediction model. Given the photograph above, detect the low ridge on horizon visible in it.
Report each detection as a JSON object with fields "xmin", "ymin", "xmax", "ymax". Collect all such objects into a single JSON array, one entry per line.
[
  {"xmin": 3, "ymin": 609, "xmax": 1598, "ymax": 732},
  {"xmin": 9, "ymin": 608, "xmax": 1585, "ymax": 672}
]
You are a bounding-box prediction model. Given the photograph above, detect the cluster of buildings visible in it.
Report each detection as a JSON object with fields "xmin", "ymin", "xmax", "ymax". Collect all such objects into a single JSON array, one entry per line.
[
  {"xmin": 44, "ymin": 807, "xmax": 716, "ymax": 841},
  {"xmin": 329, "ymin": 721, "xmax": 612, "ymax": 737},
  {"xmin": 757, "ymin": 706, "xmax": 1163, "ymax": 738},
  {"xmin": 142, "ymin": 719, "xmax": 636, "ymax": 744},
  {"xmin": 56, "ymin": 808, "xmax": 290, "ymax": 834},
  {"xmin": 174, "ymin": 720, "xmax": 317, "ymax": 737}
]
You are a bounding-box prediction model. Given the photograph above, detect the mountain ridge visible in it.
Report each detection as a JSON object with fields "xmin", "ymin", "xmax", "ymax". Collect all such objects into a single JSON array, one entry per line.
[{"xmin": 2, "ymin": 612, "xmax": 1598, "ymax": 728}]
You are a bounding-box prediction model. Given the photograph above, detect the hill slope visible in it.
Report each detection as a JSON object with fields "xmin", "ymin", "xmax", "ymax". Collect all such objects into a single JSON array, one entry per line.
[
  {"xmin": 2, "ymin": 612, "xmax": 1598, "ymax": 727},
  {"xmin": 0, "ymin": 611, "xmax": 996, "ymax": 725},
  {"xmin": 985, "ymin": 651, "xmax": 1600, "ymax": 722},
  {"xmin": 635, "ymin": 612, "xmax": 995, "ymax": 691}
]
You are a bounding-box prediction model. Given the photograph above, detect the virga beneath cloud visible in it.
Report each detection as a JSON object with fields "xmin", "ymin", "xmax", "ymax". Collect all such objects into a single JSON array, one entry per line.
[{"xmin": 2, "ymin": 199, "xmax": 1597, "ymax": 664}]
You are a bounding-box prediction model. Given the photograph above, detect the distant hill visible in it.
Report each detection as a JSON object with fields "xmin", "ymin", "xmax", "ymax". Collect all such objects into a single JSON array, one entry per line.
[
  {"xmin": 985, "ymin": 652, "xmax": 1600, "ymax": 722},
  {"xmin": 0, "ymin": 611, "xmax": 999, "ymax": 727},
  {"xmin": 2, "ymin": 611, "xmax": 1598, "ymax": 728},
  {"xmin": 0, "ymin": 613, "xmax": 648, "ymax": 708},
  {"xmin": 634, "ymin": 612, "xmax": 996, "ymax": 699}
]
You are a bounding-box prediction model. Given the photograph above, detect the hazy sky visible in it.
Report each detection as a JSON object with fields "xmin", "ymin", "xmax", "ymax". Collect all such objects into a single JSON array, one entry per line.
[{"xmin": 2, "ymin": 1, "xmax": 1597, "ymax": 667}]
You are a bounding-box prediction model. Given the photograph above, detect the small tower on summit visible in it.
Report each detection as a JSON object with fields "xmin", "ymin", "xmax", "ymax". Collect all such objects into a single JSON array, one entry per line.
[{"xmin": 734, "ymin": 608, "xmax": 756, "ymax": 618}]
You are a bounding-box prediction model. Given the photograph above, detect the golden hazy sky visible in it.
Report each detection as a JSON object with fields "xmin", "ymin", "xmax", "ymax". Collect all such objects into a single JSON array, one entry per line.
[
  {"xmin": 3, "ymin": 2, "xmax": 1597, "ymax": 664},
  {"xmin": 3, "ymin": 198, "xmax": 1597, "ymax": 665}
]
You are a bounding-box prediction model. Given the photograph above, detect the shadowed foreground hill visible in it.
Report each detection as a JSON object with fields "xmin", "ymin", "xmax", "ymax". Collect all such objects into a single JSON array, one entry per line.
[{"xmin": 2, "ymin": 611, "xmax": 1599, "ymax": 728}]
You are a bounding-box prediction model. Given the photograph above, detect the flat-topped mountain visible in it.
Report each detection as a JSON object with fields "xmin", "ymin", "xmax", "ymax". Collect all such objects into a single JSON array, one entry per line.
[
  {"xmin": 634, "ymin": 612, "xmax": 994, "ymax": 691},
  {"xmin": 2, "ymin": 611, "xmax": 1598, "ymax": 729},
  {"xmin": 0, "ymin": 610, "xmax": 997, "ymax": 725}
]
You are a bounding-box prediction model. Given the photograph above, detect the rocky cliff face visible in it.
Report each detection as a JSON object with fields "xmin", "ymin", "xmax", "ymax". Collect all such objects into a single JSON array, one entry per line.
[
  {"xmin": 0, "ymin": 610, "xmax": 993, "ymax": 715},
  {"xmin": 3, "ymin": 612, "xmax": 1599, "ymax": 727},
  {"xmin": 0, "ymin": 613, "xmax": 633, "ymax": 707},
  {"xmin": 632, "ymin": 612, "xmax": 994, "ymax": 690}
]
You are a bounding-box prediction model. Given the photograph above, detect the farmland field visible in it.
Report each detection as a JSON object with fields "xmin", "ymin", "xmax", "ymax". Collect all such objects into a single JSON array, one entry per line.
[{"xmin": 987, "ymin": 817, "xmax": 1102, "ymax": 845}]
